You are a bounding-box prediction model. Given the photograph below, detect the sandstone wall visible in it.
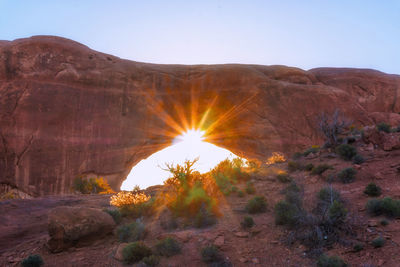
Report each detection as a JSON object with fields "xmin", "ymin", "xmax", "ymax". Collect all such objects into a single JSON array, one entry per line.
[{"xmin": 0, "ymin": 36, "xmax": 399, "ymax": 195}]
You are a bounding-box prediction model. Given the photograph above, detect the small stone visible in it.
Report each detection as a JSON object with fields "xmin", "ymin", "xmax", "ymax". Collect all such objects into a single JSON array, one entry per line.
[
  {"xmin": 234, "ymin": 232, "xmax": 249, "ymax": 238},
  {"xmin": 114, "ymin": 243, "xmax": 128, "ymax": 261},
  {"xmin": 252, "ymin": 258, "xmax": 260, "ymax": 264},
  {"xmin": 214, "ymin": 236, "xmax": 224, "ymax": 247},
  {"xmin": 368, "ymin": 220, "xmax": 378, "ymax": 227},
  {"xmin": 353, "ymin": 164, "xmax": 361, "ymax": 170},
  {"xmin": 378, "ymin": 259, "xmax": 385, "ymax": 266},
  {"xmin": 239, "ymin": 257, "xmax": 247, "ymax": 263}
]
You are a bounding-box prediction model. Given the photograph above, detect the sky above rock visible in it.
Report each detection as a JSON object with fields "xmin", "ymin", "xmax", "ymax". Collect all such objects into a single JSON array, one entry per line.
[{"xmin": 1, "ymin": 0, "xmax": 399, "ymax": 74}]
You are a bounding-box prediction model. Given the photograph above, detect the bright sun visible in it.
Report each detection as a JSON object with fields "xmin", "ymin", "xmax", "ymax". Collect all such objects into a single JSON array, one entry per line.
[{"xmin": 121, "ymin": 129, "xmax": 241, "ymax": 190}]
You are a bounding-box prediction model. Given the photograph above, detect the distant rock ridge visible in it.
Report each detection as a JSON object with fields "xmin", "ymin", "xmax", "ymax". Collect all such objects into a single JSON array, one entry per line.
[{"xmin": 0, "ymin": 35, "xmax": 399, "ymax": 195}]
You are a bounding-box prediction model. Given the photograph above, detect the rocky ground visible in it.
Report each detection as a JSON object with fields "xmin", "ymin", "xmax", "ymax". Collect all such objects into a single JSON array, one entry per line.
[{"xmin": 1, "ymin": 129, "xmax": 400, "ymax": 266}]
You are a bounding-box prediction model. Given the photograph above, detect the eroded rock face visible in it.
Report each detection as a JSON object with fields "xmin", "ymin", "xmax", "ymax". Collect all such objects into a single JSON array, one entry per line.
[
  {"xmin": 0, "ymin": 36, "xmax": 399, "ymax": 195},
  {"xmin": 47, "ymin": 206, "xmax": 115, "ymax": 252}
]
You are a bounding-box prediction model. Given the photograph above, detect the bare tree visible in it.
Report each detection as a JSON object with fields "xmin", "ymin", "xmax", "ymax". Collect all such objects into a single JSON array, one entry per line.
[{"xmin": 317, "ymin": 108, "xmax": 352, "ymax": 147}]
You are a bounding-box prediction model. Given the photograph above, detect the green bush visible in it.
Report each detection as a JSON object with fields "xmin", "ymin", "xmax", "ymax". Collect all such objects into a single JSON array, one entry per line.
[
  {"xmin": 240, "ymin": 216, "xmax": 255, "ymax": 228},
  {"xmin": 21, "ymin": 255, "xmax": 44, "ymax": 267},
  {"xmin": 104, "ymin": 209, "xmax": 122, "ymax": 224},
  {"xmin": 201, "ymin": 245, "xmax": 222, "ymax": 263},
  {"xmin": 380, "ymin": 219, "xmax": 389, "ymax": 226},
  {"xmin": 117, "ymin": 219, "xmax": 146, "ymax": 242},
  {"xmin": 337, "ymin": 167, "xmax": 356, "ymax": 183},
  {"xmin": 353, "ymin": 243, "xmax": 364, "ymax": 252},
  {"xmin": 303, "ymin": 147, "xmax": 319, "ymax": 156},
  {"xmin": 366, "ymin": 197, "xmax": 400, "ymax": 217},
  {"xmin": 288, "ymin": 161, "xmax": 299, "ymax": 172},
  {"xmin": 194, "ymin": 205, "xmax": 217, "ymax": 228},
  {"xmin": 364, "ymin": 183, "xmax": 382, "ymax": 197},
  {"xmin": 311, "ymin": 164, "xmax": 332, "ymax": 175},
  {"xmin": 245, "ymin": 181, "xmax": 255, "ymax": 194},
  {"xmin": 328, "ymin": 200, "xmax": 347, "ymax": 223},
  {"xmin": 72, "ymin": 176, "xmax": 113, "ymax": 194},
  {"xmin": 292, "ymin": 152, "xmax": 303, "ymax": 160},
  {"xmin": 377, "ymin": 122, "xmax": 391, "ymax": 133},
  {"xmin": 237, "ymin": 190, "xmax": 245, "ymax": 197},
  {"xmin": 276, "ymin": 172, "xmax": 292, "ymax": 183},
  {"xmin": 155, "ymin": 237, "xmax": 181, "ymax": 257},
  {"xmin": 245, "ymin": 196, "xmax": 267, "ymax": 214},
  {"xmin": 274, "ymin": 200, "xmax": 300, "ymax": 226},
  {"xmin": 352, "ymin": 154, "xmax": 365, "ymax": 164},
  {"xmin": 335, "ymin": 144, "xmax": 357, "ymax": 161},
  {"xmin": 371, "ymin": 236, "xmax": 385, "ymax": 248},
  {"xmin": 318, "ymin": 187, "xmax": 341, "ymax": 203},
  {"xmin": 304, "ymin": 163, "xmax": 314, "ymax": 171},
  {"xmin": 317, "ymin": 254, "xmax": 347, "ymax": 267},
  {"xmin": 142, "ymin": 255, "xmax": 160, "ymax": 266},
  {"xmin": 122, "ymin": 242, "xmax": 152, "ymax": 264}
]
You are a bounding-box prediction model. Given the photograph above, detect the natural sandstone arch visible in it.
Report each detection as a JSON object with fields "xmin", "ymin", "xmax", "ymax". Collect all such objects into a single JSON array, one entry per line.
[{"xmin": 0, "ymin": 36, "xmax": 399, "ymax": 196}]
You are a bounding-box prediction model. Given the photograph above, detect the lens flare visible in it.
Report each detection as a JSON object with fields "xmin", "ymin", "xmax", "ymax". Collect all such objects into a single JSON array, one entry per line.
[{"xmin": 121, "ymin": 129, "xmax": 241, "ymax": 190}]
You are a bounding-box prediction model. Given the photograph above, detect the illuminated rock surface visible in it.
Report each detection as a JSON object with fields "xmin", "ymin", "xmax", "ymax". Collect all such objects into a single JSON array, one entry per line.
[{"xmin": 0, "ymin": 36, "xmax": 399, "ymax": 195}]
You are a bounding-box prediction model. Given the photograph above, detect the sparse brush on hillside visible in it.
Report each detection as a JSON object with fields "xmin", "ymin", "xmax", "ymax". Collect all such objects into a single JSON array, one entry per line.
[
  {"xmin": 21, "ymin": 254, "xmax": 44, "ymax": 267},
  {"xmin": 311, "ymin": 164, "xmax": 333, "ymax": 175},
  {"xmin": 122, "ymin": 241, "xmax": 152, "ymax": 264},
  {"xmin": 377, "ymin": 122, "xmax": 391, "ymax": 133},
  {"xmin": 335, "ymin": 144, "xmax": 357, "ymax": 161},
  {"xmin": 317, "ymin": 108, "xmax": 352, "ymax": 148},
  {"xmin": 364, "ymin": 183, "xmax": 382, "ymax": 197},
  {"xmin": 246, "ymin": 196, "xmax": 267, "ymax": 214},
  {"xmin": 275, "ymin": 183, "xmax": 352, "ymax": 258},
  {"xmin": 155, "ymin": 237, "xmax": 181, "ymax": 257},
  {"xmin": 366, "ymin": 197, "xmax": 400, "ymax": 217},
  {"xmin": 317, "ymin": 254, "xmax": 347, "ymax": 267},
  {"xmin": 337, "ymin": 167, "xmax": 356, "ymax": 183},
  {"xmin": 117, "ymin": 219, "xmax": 146, "ymax": 242},
  {"xmin": 73, "ymin": 176, "xmax": 114, "ymax": 194}
]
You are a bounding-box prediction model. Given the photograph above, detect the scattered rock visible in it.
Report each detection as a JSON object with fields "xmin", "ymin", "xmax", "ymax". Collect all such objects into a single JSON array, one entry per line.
[
  {"xmin": 234, "ymin": 232, "xmax": 249, "ymax": 238},
  {"xmin": 47, "ymin": 207, "xmax": 116, "ymax": 252},
  {"xmin": 214, "ymin": 236, "xmax": 225, "ymax": 247},
  {"xmin": 114, "ymin": 243, "xmax": 128, "ymax": 261}
]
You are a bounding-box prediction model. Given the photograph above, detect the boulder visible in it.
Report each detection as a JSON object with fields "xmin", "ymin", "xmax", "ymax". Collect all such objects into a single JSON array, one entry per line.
[
  {"xmin": 47, "ymin": 206, "xmax": 115, "ymax": 252},
  {"xmin": 362, "ymin": 126, "xmax": 400, "ymax": 151}
]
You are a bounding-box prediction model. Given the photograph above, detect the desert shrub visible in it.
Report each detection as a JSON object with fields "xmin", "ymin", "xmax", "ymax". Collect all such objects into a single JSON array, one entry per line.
[
  {"xmin": 292, "ymin": 152, "xmax": 303, "ymax": 160},
  {"xmin": 335, "ymin": 144, "xmax": 357, "ymax": 161},
  {"xmin": 110, "ymin": 191, "xmax": 152, "ymax": 217},
  {"xmin": 366, "ymin": 197, "xmax": 400, "ymax": 217},
  {"xmin": 117, "ymin": 219, "xmax": 146, "ymax": 242},
  {"xmin": 317, "ymin": 254, "xmax": 347, "ymax": 267},
  {"xmin": 201, "ymin": 245, "xmax": 222, "ymax": 263},
  {"xmin": 328, "ymin": 200, "xmax": 347, "ymax": 223},
  {"xmin": 304, "ymin": 163, "xmax": 314, "ymax": 171},
  {"xmin": 245, "ymin": 181, "xmax": 255, "ymax": 194},
  {"xmin": 377, "ymin": 122, "xmax": 391, "ymax": 133},
  {"xmin": 276, "ymin": 172, "xmax": 292, "ymax": 183},
  {"xmin": 353, "ymin": 243, "xmax": 364, "ymax": 252},
  {"xmin": 380, "ymin": 219, "xmax": 389, "ymax": 226},
  {"xmin": 213, "ymin": 174, "xmax": 232, "ymax": 196},
  {"xmin": 104, "ymin": 208, "xmax": 122, "ymax": 224},
  {"xmin": 311, "ymin": 164, "xmax": 332, "ymax": 175},
  {"xmin": 317, "ymin": 187, "xmax": 341, "ymax": 203},
  {"xmin": 317, "ymin": 108, "xmax": 352, "ymax": 147},
  {"xmin": 364, "ymin": 183, "xmax": 382, "ymax": 197},
  {"xmin": 246, "ymin": 196, "xmax": 267, "ymax": 214},
  {"xmin": 231, "ymin": 186, "xmax": 238, "ymax": 193},
  {"xmin": 303, "ymin": 146, "xmax": 320, "ymax": 156},
  {"xmin": 73, "ymin": 176, "xmax": 114, "ymax": 194},
  {"xmin": 353, "ymin": 154, "xmax": 365, "ymax": 164},
  {"xmin": 371, "ymin": 236, "xmax": 385, "ymax": 248},
  {"xmin": 237, "ymin": 190, "xmax": 245, "ymax": 197},
  {"xmin": 122, "ymin": 241, "xmax": 152, "ymax": 264},
  {"xmin": 155, "ymin": 237, "xmax": 181, "ymax": 257},
  {"xmin": 266, "ymin": 152, "xmax": 286, "ymax": 165},
  {"xmin": 274, "ymin": 200, "xmax": 300, "ymax": 226},
  {"xmin": 194, "ymin": 204, "xmax": 217, "ymax": 228},
  {"xmin": 240, "ymin": 216, "xmax": 255, "ymax": 228},
  {"xmin": 21, "ymin": 254, "xmax": 44, "ymax": 267},
  {"xmin": 337, "ymin": 167, "xmax": 356, "ymax": 183},
  {"xmin": 142, "ymin": 255, "xmax": 160, "ymax": 266},
  {"xmin": 288, "ymin": 161, "xmax": 299, "ymax": 172}
]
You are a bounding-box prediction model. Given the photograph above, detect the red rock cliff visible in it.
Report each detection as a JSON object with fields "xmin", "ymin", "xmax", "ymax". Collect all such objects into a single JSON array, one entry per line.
[{"xmin": 0, "ymin": 36, "xmax": 399, "ymax": 195}]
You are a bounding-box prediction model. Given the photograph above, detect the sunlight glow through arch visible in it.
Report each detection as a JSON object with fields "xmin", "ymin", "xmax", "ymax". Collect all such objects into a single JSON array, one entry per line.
[{"xmin": 121, "ymin": 129, "xmax": 241, "ymax": 190}]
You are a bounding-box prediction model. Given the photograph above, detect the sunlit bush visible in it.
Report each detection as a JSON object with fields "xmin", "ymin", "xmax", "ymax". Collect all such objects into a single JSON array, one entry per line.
[
  {"xmin": 266, "ymin": 152, "xmax": 286, "ymax": 165},
  {"xmin": 110, "ymin": 191, "xmax": 151, "ymax": 207},
  {"xmin": 73, "ymin": 176, "xmax": 114, "ymax": 194}
]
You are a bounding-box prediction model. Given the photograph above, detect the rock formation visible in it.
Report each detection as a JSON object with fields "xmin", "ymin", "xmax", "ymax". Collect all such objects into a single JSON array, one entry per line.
[{"xmin": 0, "ymin": 36, "xmax": 399, "ymax": 195}]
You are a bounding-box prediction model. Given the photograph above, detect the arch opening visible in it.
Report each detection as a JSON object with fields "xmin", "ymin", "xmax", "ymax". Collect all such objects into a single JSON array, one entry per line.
[{"xmin": 121, "ymin": 129, "xmax": 243, "ymax": 190}]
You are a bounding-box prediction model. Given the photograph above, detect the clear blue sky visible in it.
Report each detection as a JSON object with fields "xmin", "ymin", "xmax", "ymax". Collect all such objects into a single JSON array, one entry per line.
[{"xmin": 1, "ymin": 0, "xmax": 399, "ymax": 74}]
